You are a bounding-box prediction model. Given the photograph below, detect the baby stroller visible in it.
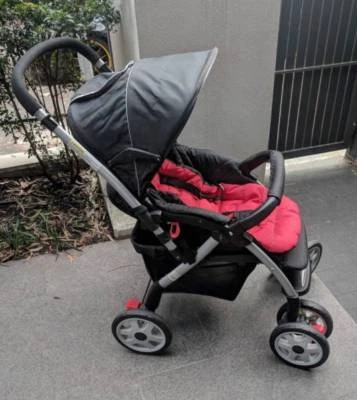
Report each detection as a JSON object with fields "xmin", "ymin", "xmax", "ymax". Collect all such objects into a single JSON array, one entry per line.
[{"xmin": 12, "ymin": 37, "xmax": 333, "ymax": 369}]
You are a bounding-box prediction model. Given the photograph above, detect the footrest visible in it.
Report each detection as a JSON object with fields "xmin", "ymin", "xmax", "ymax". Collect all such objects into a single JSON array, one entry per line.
[{"xmin": 125, "ymin": 298, "xmax": 142, "ymax": 310}]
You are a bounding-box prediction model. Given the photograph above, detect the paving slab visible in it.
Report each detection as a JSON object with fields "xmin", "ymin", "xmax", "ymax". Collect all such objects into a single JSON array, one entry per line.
[
  {"xmin": 1, "ymin": 240, "xmax": 357, "ymax": 400},
  {"xmin": 285, "ymin": 152, "xmax": 357, "ymax": 320}
]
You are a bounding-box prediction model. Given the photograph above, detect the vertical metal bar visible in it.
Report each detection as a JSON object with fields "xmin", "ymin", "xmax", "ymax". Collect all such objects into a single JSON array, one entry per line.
[
  {"xmin": 344, "ymin": 75, "xmax": 357, "ymax": 149},
  {"xmin": 319, "ymin": 0, "xmax": 348, "ymax": 144},
  {"xmin": 284, "ymin": 0, "xmax": 305, "ymax": 151},
  {"xmin": 326, "ymin": 0, "xmax": 354, "ymax": 143},
  {"xmin": 310, "ymin": 0, "xmax": 334, "ymax": 146},
  {"xmin": 301, "ymin": 0, "xmax": 326, "ymax": 148},
  {"xmin": 335, "ymin": 7, "xmax": 357, "ymax": 142},
  {"xmin": 292, "ymin": 0, "xmax": 316, "ymax": 149},
  {"xmin": 276, "ymin": 0, "xmax": 294, "ymax": 151}
]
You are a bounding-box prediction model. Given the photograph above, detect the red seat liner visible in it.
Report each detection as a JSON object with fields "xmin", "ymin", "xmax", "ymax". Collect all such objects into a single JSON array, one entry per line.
[{"xmin": 151, "ymin": 159, "xmax": 301, "ymax": 253}]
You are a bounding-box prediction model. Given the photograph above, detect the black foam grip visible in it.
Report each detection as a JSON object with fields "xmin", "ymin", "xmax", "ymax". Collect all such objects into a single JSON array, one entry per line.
[
  {"xmin": 230, "ymin": 150, "xmax": 285, "ymax": 232},
  {"xmin": 268, "ymin": 150, "xmax": 285, "ymax": 200},
  {"xmin": 231, "ymin": 196, "xmax": 279, "ymax": 233},
  {"xmin": 12, "ymin": 37, "xmax": 111, "ymax": 115},
  {"xmin": 239, "ymin": 150, "xmax": 285, "ymax": 200}
]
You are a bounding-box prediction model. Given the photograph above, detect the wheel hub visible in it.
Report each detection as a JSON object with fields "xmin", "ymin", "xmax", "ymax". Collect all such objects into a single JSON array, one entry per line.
[
  {"xmin": 135, "ymin": 332, "xmax": 147, "ymax": 341},
  {"xmin": 274, "ymin": 331, "xmax": 324, "ymax": 366},
  {"xmin": 292, "ymin": 345, "xmax": 304, "ymax": 354},
  {"xmin": 116, "ymin": 317, "xmax": 167, "ymax": 353}
]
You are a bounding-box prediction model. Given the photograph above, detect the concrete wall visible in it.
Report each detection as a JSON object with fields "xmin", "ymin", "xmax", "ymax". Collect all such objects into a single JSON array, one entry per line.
[{"xmin": 133, "ymin": 0, "xmax": 281, "ymax": 160}]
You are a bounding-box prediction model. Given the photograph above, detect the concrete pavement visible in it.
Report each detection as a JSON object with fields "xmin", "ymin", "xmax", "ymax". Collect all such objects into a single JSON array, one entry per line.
[
  {"xmin": 285, "ymin": 151, "xmax": 357, "ymax": 322},
  {"xmin": 1, "ymin": 239, "xmax": 357, "ymax": 400}
]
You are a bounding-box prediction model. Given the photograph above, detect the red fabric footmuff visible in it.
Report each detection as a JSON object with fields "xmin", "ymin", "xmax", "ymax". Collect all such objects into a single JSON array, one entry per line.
[{"xmin": 151, "ymin": 159, "xmax": 301, "ymax": 253}]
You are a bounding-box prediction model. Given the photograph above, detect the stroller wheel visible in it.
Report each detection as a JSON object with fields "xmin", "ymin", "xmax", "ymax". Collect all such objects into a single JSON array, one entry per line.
[
  {"xmin": 276, "ymin": 299, "xmax": 333, "ymax": 337},
  {"xmin": 308, "ymin": 241, "xmax": 323, "ymax": 273},
  {"xmin": 111, "ymin": 309, "xmax": 172, "ymax": 354},
  {"xmin": 270, "ymin": 322, "xmax": 330, "ymax": 369}
]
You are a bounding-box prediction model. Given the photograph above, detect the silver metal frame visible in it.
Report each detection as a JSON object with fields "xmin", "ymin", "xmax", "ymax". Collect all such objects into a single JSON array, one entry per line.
[
  {"xmin": 34, "ymin": 108, "xmax": 180, "ymax": 256},
  {"xmin": 158, "ymin": 237, "xmax": 300, "ymax": 298},
  {"xmin": 246, "ymin": 242, "xmax": 298, "ymax": 298},
  {"xmin": 158, "ymin": 237, "xmax": 219, "ymax": 288}
]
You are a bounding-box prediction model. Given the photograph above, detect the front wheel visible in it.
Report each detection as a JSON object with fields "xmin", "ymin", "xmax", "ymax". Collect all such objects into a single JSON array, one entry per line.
[
  {"xmin": 270, "ymin": 322, "xmax": 330, "ymax": 369},
  {"xmin": 276, "ymin": 299, "xmax": 333, "ymax": 337},
  {"xmin": 111, "ymin": 309, "xmax": 172, "ymax": 355}
]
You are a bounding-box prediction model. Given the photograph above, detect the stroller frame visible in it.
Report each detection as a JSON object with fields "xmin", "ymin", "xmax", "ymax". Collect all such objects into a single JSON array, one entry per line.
[
  {"xmin": 37, "ymin": 84, "xmax": 301, "ymax": 320},
  {"xmin": 12, "ymin": 37, "xmax": 332, "ymax": 369}
]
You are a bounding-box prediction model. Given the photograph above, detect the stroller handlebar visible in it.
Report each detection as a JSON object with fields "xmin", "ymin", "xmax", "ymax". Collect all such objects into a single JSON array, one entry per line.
[
  {"xmin": 232, "ymin": 150, "xmax": 285, "ymax": 233},
  {"xmin": 266, "ymin": 151, "xmax": 285, "ymax": 199},
  {"xmin": 239, "ymin": 150, "xmax": 285, "ymax": 200},
  {"xmin": 230, "ymin": 196, "xmax": 279, "ymax": 233},
  {"xmin": 12, "ymin": 37, "xmax": 112, "ymax": 116}
]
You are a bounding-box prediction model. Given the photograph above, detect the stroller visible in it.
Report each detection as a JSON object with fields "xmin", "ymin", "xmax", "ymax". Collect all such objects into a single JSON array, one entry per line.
[{"xmin": 13, "ymin": 37, "xmax": 333, "ymax": 369}]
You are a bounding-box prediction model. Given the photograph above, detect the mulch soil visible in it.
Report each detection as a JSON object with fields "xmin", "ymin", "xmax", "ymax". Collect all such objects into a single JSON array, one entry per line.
[{"xmin": 0, "ymin": 169, "xmax": 112, "ymax": 263}]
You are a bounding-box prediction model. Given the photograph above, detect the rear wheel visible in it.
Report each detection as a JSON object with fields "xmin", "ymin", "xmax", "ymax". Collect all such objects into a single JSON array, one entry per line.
[
  {"xmin": 276, "ymin": 299, "xmax": 333, "ymax": 337},
  {"xmin": 111, "ymin": 309, "xmax": 172, "ymax": 354},
  {"xmin": 270, "ymin": 322, "xmax": 330, "ymax": 369}
]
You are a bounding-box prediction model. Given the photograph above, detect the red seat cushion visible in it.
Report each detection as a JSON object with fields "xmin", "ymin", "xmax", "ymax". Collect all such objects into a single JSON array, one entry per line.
[{"xmin": 151, "ymin": 159, "xmax": 301, "ymax": 253}]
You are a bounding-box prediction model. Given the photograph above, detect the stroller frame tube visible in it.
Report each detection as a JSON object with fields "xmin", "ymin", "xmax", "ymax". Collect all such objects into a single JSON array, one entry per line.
[
  {"xmin": 158, "ymin": 237, "xmax": 220, "ymax": 288},
  {"xmin": 35, "ymin": 111, "xmax": 183, "ymax": 259},
  {"xmin": 157, "ymin": 237, "xmax": 298, "ymax": 299},
  {"xmin": 246, "ymin": 242, "xmax": 299, "ymax": 299},
  {"xmin": 145, "ymin": 237, "xmax": 300, "ymax": 319}
]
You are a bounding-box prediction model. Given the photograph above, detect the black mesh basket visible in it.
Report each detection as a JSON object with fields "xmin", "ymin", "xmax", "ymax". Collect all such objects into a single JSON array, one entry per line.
[{"xmin": 131, "ymin": 223, "xmax": 256, "ymax": 301}]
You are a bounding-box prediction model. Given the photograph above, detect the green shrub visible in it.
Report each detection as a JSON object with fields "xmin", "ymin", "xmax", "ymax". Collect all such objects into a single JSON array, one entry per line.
[{"xmin": 0, "ymin": 0, "xmax": 120, "ymax": 185}]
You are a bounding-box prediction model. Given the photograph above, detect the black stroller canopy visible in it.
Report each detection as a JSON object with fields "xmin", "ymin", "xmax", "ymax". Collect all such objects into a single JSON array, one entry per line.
[{"xmin": 67, "ymin": 48, "xmax": 218, "ymax": 197}]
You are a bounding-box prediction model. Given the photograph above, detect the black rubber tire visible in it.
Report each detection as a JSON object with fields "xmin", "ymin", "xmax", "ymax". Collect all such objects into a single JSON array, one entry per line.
[
  {"xmin": 111, "ymin": 309, "xmax": 172, "ymax": 355},
  {"xmin": 276, "ymin": 299, "xmax": 333, "ymax": 338},
  {"xmin": 308, "ymin": 242, "xmax": 323, "ymax": 273},
  {"xmin": 270, "ymin": 322, "xmax": 330, "ymax": 369}
]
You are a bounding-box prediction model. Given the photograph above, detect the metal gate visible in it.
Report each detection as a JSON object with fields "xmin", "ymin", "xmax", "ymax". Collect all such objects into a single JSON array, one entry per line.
[{"xmin": 269, "ymin": 0, "xmax": 357, "ymax": 158}]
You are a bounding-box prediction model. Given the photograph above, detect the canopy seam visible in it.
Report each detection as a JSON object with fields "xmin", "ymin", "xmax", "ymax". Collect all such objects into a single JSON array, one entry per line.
[{"xmin": 125, "ymin": 65, "xmax": 140, "ymax": 197}]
